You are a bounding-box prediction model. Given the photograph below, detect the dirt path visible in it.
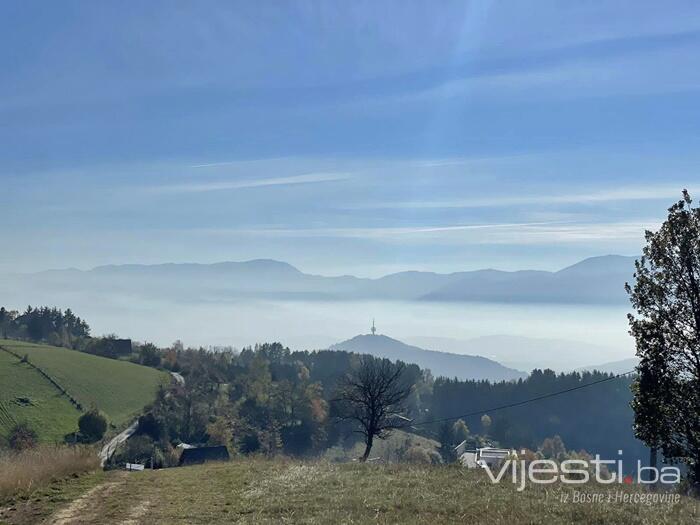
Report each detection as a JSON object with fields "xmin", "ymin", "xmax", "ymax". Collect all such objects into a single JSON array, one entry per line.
[
  {"xmin": 46, "ymin": 474, "xmax": 128, "ymax": 525},
  {"xmin": 119, "ymin": 499, "xmax": 151, "ymax": 525}
]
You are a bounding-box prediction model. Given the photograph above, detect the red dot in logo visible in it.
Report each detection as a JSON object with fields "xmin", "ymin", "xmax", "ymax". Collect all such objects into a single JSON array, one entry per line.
[{"xmin": 623, "ymin": 475, "xmax": 633, "ymax": 484}]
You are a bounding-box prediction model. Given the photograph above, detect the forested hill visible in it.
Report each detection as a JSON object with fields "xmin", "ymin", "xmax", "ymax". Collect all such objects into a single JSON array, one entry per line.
[{"xmin": 330, "ymin": 334, "xmax": 526, "ymax": 381}]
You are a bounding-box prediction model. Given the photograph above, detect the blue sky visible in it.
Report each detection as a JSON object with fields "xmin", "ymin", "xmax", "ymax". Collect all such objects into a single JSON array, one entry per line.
[{"xmin": 2, "ymin": 1, "xmax": 700, "ymax": 276}]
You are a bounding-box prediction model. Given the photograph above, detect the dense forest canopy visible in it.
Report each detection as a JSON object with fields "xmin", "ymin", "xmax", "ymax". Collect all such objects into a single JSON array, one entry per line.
[{"xmin": 430, "ymin": 370, "xmax": 642, "ymax": 461}]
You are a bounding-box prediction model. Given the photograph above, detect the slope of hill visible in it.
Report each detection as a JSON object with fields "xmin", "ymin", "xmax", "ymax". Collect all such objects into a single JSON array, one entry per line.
[
  {"xmin": 0, "ymin": 340, "xmax": 170, "ymax": 442},
  {"xmin": 330, "ymin": 334, "xmax": 526, "ymax": 381},
  {"xmin": 11, "ymin": 255, "xmax": 638, "ymax": 304}
]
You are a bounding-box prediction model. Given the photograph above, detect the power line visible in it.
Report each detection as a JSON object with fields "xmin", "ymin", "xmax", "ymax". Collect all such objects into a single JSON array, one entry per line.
[{"xmin": 411, "ymin": 369, "xmax": 637, "ymax": 427}]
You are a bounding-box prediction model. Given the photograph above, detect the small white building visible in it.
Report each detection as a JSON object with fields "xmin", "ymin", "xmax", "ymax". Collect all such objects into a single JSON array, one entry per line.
[
  {"xmin": 458, "ymin": 446, "xmax": 517, "ymax": 469},
  {"xmin": 459, "ymin": 451, "xmax": 479, "ymax": 468}
]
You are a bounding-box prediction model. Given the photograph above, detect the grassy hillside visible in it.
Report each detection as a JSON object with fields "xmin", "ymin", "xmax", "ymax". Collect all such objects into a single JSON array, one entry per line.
[
  {"xmin": 2, "ymin": 459, "xmax": 698, "ymax": 524},
  {"xmin": 0, "ymin": 340, "xmax": 169, "ymax": 442},
  {"xmin": 0, "ymin": 351, "xmax": 80, "ymax": 442}
]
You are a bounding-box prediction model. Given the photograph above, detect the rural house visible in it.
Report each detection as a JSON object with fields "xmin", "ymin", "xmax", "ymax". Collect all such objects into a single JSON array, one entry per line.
[{"xmin": 178, "ymin": 445, "xmax": 230, "ymax": 466}]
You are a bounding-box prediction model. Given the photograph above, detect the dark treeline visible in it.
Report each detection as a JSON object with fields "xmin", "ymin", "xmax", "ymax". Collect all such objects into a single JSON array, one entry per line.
[
  {"xmin": 0, "ymin": 306, "xmax": 90, "ymax": 347},
  {"xmin": 430, "ymin": 369, "xmax": 645, "ymax": 462},
  {"xmin": 0, "ymin": 306, "xmax": 152, "ymax": 364}
]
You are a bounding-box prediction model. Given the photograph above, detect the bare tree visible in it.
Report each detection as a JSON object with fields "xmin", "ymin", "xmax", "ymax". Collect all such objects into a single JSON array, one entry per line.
[{"xmin": 335, "ymin": 356, "xmax": 413, "ymax": 462}]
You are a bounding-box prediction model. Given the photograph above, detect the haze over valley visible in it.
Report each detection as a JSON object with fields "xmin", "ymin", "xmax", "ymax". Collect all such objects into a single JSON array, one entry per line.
[{"xmin": 1, "ymin": 255, "xmax": 636, "ymax": 372}]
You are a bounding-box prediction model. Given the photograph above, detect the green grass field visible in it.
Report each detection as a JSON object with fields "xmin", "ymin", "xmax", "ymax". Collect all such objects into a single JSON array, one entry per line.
[
  {"xmin": 0, "ymin": 340, "xmax": 169, "ymax": 442},
  {"xmin": 0, "ymin": 351, "xmax": 80, "ymax": 442},
  {"xmin": 2, "ymin": 459, "xmax": 698, "ymax": 524}
]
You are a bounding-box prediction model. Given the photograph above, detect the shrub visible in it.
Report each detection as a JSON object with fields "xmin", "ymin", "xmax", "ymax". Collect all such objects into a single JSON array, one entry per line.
[
  {"xmin": 137, "ymin": 413, "xmax": 164, "ymax": 441},
  {"xmin": 426, "ymin": 449, "xmax": 443, "ymax": 465},
  {"xmin": 404, "ymin": 446, "xmax": 433, "ymax": 465},
  {"xmin": 78, "ymin": 409, "xmax": 108, "ymax": 443},
  {"xmin": 116, "ymin": 435, "xmax": 153, "ymax": 465},
  {"xmin": 137, "ymin": 342, "xmax": 162, "ymax": 367},
  {"xmin": 207, "ymin": 418, "xmax": 233, "ymax": 447},
  {"xmin": 8, "ymin": 423, "xmax": 37, "ymax": 451},
  {"xmin": 452, "ymin": 419, "xmax": 470, "ymax": 443},
  {"xmin": 240, "ymin": 433, "xmax": 261, "ymax": 454},
  {"xmin": 111, "ymin": 435, "xmax": 176, "ymax": 468},
  {"xmin": 540, "ymin": 435, "xmax": 567, "ymax": 461}
]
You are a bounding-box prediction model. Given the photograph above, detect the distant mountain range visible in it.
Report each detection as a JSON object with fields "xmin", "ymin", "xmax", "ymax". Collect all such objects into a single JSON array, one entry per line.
[
  {"xmin": 330, "ymin": 334, "xmax": 527, "ymax": 382},
  {"xmin": 575, "ymin": 357, "xmax": 639, "ymax": 375},
  {"xmin": 10, "ymin": 255, "xmax": 638, "ymax": 305}
]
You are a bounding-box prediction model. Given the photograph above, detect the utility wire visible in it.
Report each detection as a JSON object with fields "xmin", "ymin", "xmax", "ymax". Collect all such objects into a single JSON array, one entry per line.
[{"xmin": 411, "ymin": 369, "xmax": 636, "ymax": 427}]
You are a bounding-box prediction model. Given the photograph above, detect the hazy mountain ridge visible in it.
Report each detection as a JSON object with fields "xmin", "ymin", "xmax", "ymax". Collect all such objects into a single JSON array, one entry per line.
[
  {"xmin": 575, "ymin": 357, "xmax": 640, "ymax": 375},
  {"xmin": 13, "ymin": 255, "xmax": 638, "ymax": 304},
  {"xmin": 329, "ymin": 334, "xmax": 527, "ymax": 382},
  {"xmin": 420, "ymin": 255, "xmax": 636, "ymax": 303}
]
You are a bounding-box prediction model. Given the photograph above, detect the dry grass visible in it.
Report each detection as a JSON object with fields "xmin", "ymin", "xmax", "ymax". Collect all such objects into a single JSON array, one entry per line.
[
  {"xmin": 34, "ymin": 457, "xmax": 699, "ymax": 524},
  {"xmin": 0, "ymin": 445, "xmax": 99, "ymax": 502}
]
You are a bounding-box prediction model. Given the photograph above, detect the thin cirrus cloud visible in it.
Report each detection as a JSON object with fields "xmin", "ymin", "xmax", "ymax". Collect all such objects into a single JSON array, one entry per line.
[
  {"xmin": 246, "ymin": 221, "xmax": 560, "ymax": 239},
  {"xmin": 480, "ymin": 221, "xmax": 660, "ymax": 245},
  {"xmin": 194, "ymin": 221, "xmax": 559, "ymax": 239},
  {"xmin": 150, "ymin": 172, "xmax": 350, "ymax": 193},
  {"xmin": 194, "ymin": 219, "xmax": 658, "ymax": 245},
  {"xmin": 348, "ymin": 185, "xmax": 690, "ymax": 210}
]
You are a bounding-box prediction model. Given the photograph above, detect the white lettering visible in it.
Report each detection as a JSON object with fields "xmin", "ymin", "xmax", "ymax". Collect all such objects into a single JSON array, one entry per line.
[{"xmin": 560, "ymin": 459, "xmax": 589, "ymax": 483}]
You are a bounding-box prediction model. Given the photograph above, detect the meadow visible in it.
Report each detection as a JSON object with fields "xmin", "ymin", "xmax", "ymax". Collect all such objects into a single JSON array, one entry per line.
[
  {"xmin": 0, "ymin": 340, "xmax": 170, "ymax": 442},
  {"xmin": 0, "ymin": 350, "xmax": 80, "ymax": 443}
]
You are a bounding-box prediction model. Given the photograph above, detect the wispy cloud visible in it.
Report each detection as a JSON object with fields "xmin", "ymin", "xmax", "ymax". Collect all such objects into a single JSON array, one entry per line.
[
  {"xmin": 197, "ymin": 221, "xmax": 563, "ymax": 239},
  {"xmin": 347, "ymin": 185, "xmax": 690, "ymax": 210},
  {"xmin": 193, "ymin": 219, "xmax": 659, "ymax": 246},
  {"xmin": 480, "ymin": 221, "xmax": 660, "ymax": 245},
  {"xmin": 151, "ymin": 172, "xmax": 350, "ymax": 193},
  {"xmin": 190, "ymin": 161, "xmax": 246, "ymax": 168}
]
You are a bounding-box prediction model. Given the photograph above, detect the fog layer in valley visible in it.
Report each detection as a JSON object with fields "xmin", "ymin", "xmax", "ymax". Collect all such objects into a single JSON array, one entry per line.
[
  {"xmin": 0, "ymin": 291, "xmax": 632, "ymax": 373},
  {"xmin": 0, "ymin": 255, "xmax": 638, "ymax": 372}
]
